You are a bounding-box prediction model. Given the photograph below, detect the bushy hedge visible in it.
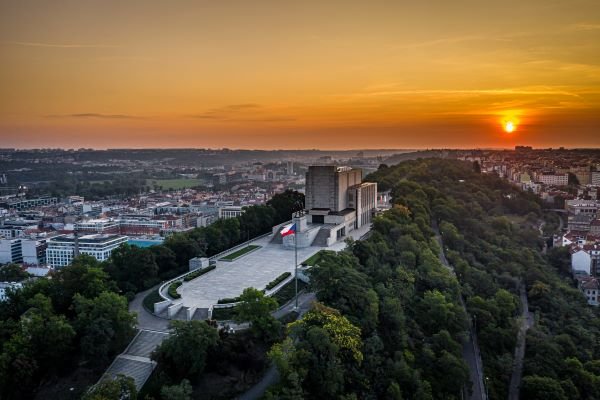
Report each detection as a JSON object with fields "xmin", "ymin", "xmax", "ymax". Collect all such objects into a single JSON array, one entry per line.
[
  {"xmin": 217, "ymin": 296, "xmax": 241, "ymax": 304},
  {"xmin": 266, "ymin": 272, "xmax": 292, "ymax": 290},
  {"xmin": 183, "ymin": 265, "xmax": 216, "ymax": 281},
  {"xmin": 168, "ymin": 281, "xmax": 182, "ymax": 299}
]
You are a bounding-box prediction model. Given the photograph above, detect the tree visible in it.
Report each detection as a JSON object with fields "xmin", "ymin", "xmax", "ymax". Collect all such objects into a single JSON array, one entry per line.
[
  {"xmin": 160, "ymin": 379, "xmax": 193, "ymax": 400},
  {"xmin": 152, "ymin": 320, "xmax": 219, "ymax": 380},
  {"xmin": 308, "ymin": 252, "xmax": 379, "ymax": 334},
  {"xmin": 164, "ymin": 233, "xmax": 202, "ymax": 267},
  {"xmin": 52, "ymin": 255, "xmax": 114, "ymax": 313},
  {"xmin": 269, "ymin": 304, "xmax": 363, "ymax": 399},
  {"xmin": 267, "ymin": 190, "xmax": 305, "ymax": 223},
  {"xmin": 83, "ymin": 375, "xmax": 137, "ymax": 400},
  {"xmin": 235, "ymin": 287, "xmax": 280, "ymax": 341},
  {"xmin": 104, "ymin": 244, "xmax": 159, "ymax": 294},
  {"xmin": 74, "ymin": 291, "xmax": 136, "ymax": 367},
  {"xmin": 0, "ymin": 294, "xmax": 76, "ymax": 398},
  {"xmin": 151, "ymin": 245, "xmax": 181, "ymax": 279},
  {"xmin": 521, "ymin": 375, "xmax": 567, "ymax": 400},
  {"xmin": 0, "ymin": 263, "xmax": 29, "ymax": 282}
]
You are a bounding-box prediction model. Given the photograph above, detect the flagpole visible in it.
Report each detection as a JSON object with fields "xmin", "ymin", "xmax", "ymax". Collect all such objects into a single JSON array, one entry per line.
[{"xmin": 294, "ymin": 219, "xmax": 298, "ymax": 310}]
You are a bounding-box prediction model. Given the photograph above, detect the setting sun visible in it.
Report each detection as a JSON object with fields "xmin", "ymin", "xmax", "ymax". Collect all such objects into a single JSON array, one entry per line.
[{"xmin": 504, "ymin": 121, "xmax": 515, "ymax": 133}]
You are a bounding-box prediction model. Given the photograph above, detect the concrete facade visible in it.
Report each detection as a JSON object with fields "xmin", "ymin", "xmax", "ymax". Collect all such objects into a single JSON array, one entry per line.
[
  {"xmin": 303, "ymin": 165, "xmax": 377, "ymax": 245},
  {"xmin": 305, "ymin": 166, "xmax": 362, "ymax": 212}
]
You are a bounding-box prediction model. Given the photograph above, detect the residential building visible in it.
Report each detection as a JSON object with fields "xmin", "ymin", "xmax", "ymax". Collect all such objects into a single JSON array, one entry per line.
[
  {"xmin": 578, "ymin": 276, "xmax": 600, "ymax": 306},
  {"xmin": 218, "ymin": 206, "xmax": 244, "ymax": 219},
  {"xmin": 536, "ymin": 173, "xmax": 568, "ymax": 186},
  {"xmin": 21, "ymin": 239, "xmax": 48, "ymax": 265},
  {"xmin": 75, "ymin": 219, "xmax": 120, "ymax": 234},
  {"xmin": 571, "ymin": 244, "xmax": 600, "ymax": 276},
  {"xmin": 0, "ymin": 238, "xmax": 22, "ymax": 264},
  {"xmin": 46, "ymin": 234, "xmax": 128, "ymax": 268},
  {"xmin": 0, "ymin": 196, "xmax": 58, "ymax": 210}
]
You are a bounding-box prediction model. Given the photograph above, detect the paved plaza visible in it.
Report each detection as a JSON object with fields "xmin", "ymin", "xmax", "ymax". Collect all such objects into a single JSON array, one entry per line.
[{"xmin": 178, "ymin": 224, "xmax": 371, "ymax": 309}]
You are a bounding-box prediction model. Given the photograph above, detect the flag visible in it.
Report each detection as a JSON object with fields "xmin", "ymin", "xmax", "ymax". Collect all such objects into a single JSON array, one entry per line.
[{"xmin": 280, "ymin": 223, "xmax": 296, "ymax": 237}]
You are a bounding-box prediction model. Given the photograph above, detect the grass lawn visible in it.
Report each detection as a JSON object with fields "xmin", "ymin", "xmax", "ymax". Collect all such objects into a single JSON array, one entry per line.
[
  {"xmin": 142, "ymin": 289, "xmax": 163, "ymax": 313},
  {"xmin": 219, "ymin": 245, "xmax": 261, "ymax": 261},
  {"xmin": 301, "ymin": 249, "xmax": 334, "ymax": 266},
  {"xmin": 212, "ymin": 306, "xmax": 238, "ymax": 320},
  {"xmin": 272, "ymin": 278, "xmax": 308, "ymax": 306},
  {"xmin": 147, "ymin": 178, "xmax": 201, "ymax": 190}
]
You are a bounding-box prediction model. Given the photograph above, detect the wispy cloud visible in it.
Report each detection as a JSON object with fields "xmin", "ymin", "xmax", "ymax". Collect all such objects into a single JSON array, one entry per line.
[
  {"xmin": 569, "ymin": 23, "xmax": 600, "ymax": 31},
  {"xmin": 46, "ymin": 113, "xmax": 140, "ymax": 119},
  {"xmin": 190, "ymin": 104, "xmax": 295, "ymax": 122},
  {"xmin": 7, "ymin": 41, "xmax": 118, "ymax": 49},
  {"xmin": 191, "ymin": 104, "xmax": 261, "ymax": 119},
  {"xmin": 389, "ymin": 35, "xmax": 493, "ymax": 50},
  {"xmin": 339, "ymin": 86, "xmax": 583, "ymax": 100}
]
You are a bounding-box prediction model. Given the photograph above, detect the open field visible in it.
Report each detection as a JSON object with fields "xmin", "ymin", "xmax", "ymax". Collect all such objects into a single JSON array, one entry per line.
[{"xmin": 146, "ymin": 178, "xmax": 201, "ymax": 190}]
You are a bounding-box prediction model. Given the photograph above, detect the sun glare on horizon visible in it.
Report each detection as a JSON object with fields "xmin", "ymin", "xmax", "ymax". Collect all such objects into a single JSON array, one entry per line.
[{"xmin": 504, "ymin": 121, "xmax": 515, "ymax": 133}]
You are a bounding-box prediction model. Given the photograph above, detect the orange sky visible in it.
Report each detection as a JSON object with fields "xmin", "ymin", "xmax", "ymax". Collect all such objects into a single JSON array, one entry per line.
[{"xmin": 1, "ymin": 0, "xmax": 599, "ymax": 149}]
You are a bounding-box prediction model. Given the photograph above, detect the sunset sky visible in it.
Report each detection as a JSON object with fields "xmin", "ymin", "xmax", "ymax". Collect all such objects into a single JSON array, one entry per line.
[{"xmin": 1, "ymin": 0, "xmax": 599, "ymax": 149}]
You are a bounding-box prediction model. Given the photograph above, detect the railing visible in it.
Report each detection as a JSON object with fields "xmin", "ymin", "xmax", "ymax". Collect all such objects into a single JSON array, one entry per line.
[{"xmin": 157, "ymin": 229, "xmax": 280, "ymax": 302}]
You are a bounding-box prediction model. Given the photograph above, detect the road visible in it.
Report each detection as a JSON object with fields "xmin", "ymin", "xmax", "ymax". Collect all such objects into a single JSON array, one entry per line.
[
  {"xmin": 129, "ymin": 286, "xmax": 170, "ymax": 332},
  {"xmin": 238, "ymin": 292, "xmax": 316, "ymax": 400},
  {"xmin": 507, "ymin": 283, "xmax": 534, "ymax": 400},
  {"xmin": 432, "ymin": 220, "xmax": 486, "ymax": 400}
]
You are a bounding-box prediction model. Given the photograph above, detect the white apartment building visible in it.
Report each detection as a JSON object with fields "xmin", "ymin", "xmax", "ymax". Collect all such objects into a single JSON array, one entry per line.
[
  {"xmin": 218, "ymin": 206, "xmax": 244, "ymax": 219},
  {"xmin": 46, "ymin": 234, "xmax": 128, "ymax": 268},
  {"xmin": 537, "ymin": 173, "xmax": 569, "ymax": 186}
]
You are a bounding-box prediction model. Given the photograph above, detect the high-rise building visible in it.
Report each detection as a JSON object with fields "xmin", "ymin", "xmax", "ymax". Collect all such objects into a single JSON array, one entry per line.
[{"xmin": 299, "ymin": 166, "xmax": 377, "ymax": 245}]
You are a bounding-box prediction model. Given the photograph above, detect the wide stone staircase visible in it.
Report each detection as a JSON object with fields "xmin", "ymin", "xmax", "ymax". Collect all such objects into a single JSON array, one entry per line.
[
  {"xmin": 99, "ymin": 329, "xmax": 170, "ymax": 391},
  {"xmin": 311, "ymin": 227, "xmax": 331, "ymax": 247},
  {"xmin": 193, "ymin": 308, "xmax": 209, "ymax": 320}
]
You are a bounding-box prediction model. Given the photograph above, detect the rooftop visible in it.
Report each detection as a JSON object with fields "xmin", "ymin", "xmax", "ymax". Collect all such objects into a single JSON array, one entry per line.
[{"xmin": 49, "ymin": 234, "xmax": 127, "ymax": 244}]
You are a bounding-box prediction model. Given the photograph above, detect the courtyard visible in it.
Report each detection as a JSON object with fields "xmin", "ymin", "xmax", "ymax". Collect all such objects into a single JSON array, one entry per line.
[{"xmin": 177, "ymin": 223, "xmax": 371, "ymax": 309}]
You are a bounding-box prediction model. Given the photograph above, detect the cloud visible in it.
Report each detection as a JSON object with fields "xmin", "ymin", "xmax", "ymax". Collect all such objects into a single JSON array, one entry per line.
[
  {"xmin": 191, "ymin": 104, "xmax": 261, "ymax": 119},
  {"xmin": 46, "ymin": 113, "xmax": 140, "ymax": 119},
  {"xmin": 189, "ymin": 104, "xmax": 296, "ymax": 122},
  {"xmin": 569, "ymin": 23, "xmax": 600, "ymax": 31},
  {"xmin": 222, "ymin": 104, "xmax": 261, "ymax": 110},
  {"xmin": 389, "ymin": 35, "xmax": 491, "ymax": 50},
  {"xmin": 7, "ymin": 41, "xmax": 118, "ymax": 49},
  {"xmin": 338, "ymin": 86, "xmax": 583, "ymax": 100}
]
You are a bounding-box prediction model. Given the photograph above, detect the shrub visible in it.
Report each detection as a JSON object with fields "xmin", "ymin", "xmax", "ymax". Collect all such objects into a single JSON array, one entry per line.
[
  {"xmin": 266, "ymin": 272, "xmax": 292, "ymax": 290},
  {"xmin": 168, "ymin": 281, "xmax": 182, "ymax": 299},
  {"xmin": 218, "ymin": 296, "xmax": 241, "ymax": 304},
  {"xmin": 183, "ymin": 265, "xmax": 216, "ymax": 281}
]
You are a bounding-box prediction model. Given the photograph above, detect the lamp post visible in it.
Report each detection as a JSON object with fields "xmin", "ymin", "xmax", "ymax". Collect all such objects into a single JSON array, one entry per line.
[{"xmin": 485, "ymin": 376, "xmax": 489, "ymax": 400}]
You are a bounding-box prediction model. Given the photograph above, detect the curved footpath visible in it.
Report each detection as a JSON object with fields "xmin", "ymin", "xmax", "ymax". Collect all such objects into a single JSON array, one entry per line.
[
  {"xmin": 432, "ymin": 220, "xmax": 486, "ymax": 400},
  {"xmin": 130, "ymin": 285, "xmax": 171, "ymax": 331},
  {"xmin": 507, "ymin": 283, "xmax": 534, "ymax": 400}
]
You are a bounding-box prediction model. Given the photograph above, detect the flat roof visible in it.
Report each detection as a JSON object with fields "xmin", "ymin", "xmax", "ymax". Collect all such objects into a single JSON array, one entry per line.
[
  {"xmin": 329, "ymin": 208, "xmax": 356, "ymax": 216},
  {"xmin": 50, "ymin": 234, "xmax": 127, "ymax": 244}
]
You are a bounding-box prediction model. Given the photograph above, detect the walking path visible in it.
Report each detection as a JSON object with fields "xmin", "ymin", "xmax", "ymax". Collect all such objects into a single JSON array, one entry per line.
[
  {"xmin": 507, "ymin": 283, "xmax": 534, "ymax": 400},
  {"xmin": 432, "ymin": 220, "xmax": 486, "ymax": 400},
  {"xmin": 239, "ymin": 292, "xmax": 317, "ymax": 400}
]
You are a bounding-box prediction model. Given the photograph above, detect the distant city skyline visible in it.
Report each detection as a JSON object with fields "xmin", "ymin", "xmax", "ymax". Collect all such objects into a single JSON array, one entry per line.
[{"xmin": 1, "ymin": 0, "xmax": 599, "ymax": 149}]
